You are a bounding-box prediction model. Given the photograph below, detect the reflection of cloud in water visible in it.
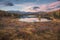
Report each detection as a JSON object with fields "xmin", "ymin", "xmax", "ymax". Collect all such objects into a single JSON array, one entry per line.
[{"xmin": 18, "ymin": 18, "xmax": 51, "ymax": 22}]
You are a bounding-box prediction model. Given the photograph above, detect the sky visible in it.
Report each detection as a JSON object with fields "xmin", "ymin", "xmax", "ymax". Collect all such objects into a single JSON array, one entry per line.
[{"xmin": 0, "ymin": 0, "xmax": 60, "ymax": 12}]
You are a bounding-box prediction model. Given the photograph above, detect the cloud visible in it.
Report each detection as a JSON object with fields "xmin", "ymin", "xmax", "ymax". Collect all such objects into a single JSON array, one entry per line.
[
  {"xmin": 14, "ymin": 3, "xmax": 48, "ymax": 12},
  {"xmin": 0, "ymin": 2, "xmax": 14, "ymax": 6},
  {"xmin": 32, "ymin": 6, "xmax": 40, "ymax": 10},
  {"xmin": 21, "ymin": 1, "xmax": 60, "ymax": 12},
  {"xmin": 46, "ymin": 1, "xmax": 60, "ymax": 12},
  {"xmin": 48, "ymin": 1, "xmax": 60, "ymax": 8},
  {"xmin": 39, "ymin": 4, "xmax": 48, "ymax": 11},
  {"xmin": 58, "ymin": 0, "xmax": 60, "ymax": 1},
  {"xmin": 14, "ymin": 3, "xmax": 39, "ymax": 12},
  {"xmin": 5, "ymin": 2, "xmax": 14, "ymax": 6},
  {"xmin": 20, "ymin": 4, "xmax": 48, "ymax": 12},
  {"xmin": 0, "ymin": 1, "xmax": 60, "ymax": 12}
]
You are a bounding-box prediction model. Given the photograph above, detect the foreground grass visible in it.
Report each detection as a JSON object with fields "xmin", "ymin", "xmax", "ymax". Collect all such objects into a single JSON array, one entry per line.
[{"xmin": 0, "ymin": 18, "xmax": 60, "ymax": 40}]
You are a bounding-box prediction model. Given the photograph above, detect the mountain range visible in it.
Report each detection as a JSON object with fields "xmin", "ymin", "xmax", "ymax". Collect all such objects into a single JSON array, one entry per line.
[{"xmin": 7, "ymin": 8, "xmax": 60, "ymax": 15}]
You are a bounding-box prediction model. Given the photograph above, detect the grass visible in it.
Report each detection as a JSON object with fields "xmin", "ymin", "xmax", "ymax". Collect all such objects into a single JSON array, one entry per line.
[{"xmin": 0, "ymin": 17, "xmax": 60, "ymax": 40}]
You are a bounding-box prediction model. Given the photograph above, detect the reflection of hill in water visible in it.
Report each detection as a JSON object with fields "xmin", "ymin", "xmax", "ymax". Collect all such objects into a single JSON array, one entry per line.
[{"xmin": 20, "ymin": 15, "xmax": 37, "ymax": 18}]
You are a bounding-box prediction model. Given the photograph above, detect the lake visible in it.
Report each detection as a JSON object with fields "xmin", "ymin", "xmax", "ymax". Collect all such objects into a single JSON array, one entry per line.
[{"xmin": 18, "ymin": 15, "xmax": 51, "ymax": 22}]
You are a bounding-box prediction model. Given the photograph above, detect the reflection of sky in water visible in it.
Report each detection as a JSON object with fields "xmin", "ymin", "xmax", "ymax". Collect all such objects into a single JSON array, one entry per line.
[{"xmin": 18, "ymin": 18, "xmax": 51, "ymax": 22}]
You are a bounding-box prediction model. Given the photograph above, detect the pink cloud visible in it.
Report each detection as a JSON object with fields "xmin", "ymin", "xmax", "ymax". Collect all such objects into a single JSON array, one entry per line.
[
  {"xmin": 24, "ymin": 4, "xmax": 48, "ymax": 12},
  {"xmin": 25, "ymin": 4, "xmax": 48, "ymax": 12},
  {"xmin": 39, "ymin": 4, "xmax": 47, "ymax": 11},
  {"xmin": 32, "ymin": 1, "xmax": 60, "ymax": 12},
  {"xmin": 15, "ymin": 1, "xmax": 60, "ymax": 12},
  {"xmin": 48, "ymin": 1, "xmax": 60, "ymax": 8}
]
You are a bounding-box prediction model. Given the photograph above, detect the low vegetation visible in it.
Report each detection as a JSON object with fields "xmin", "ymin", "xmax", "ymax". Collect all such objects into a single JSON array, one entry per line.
[{"xmin": 0, "ymin": 10, "xmax": 60, "ymax": 40}]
